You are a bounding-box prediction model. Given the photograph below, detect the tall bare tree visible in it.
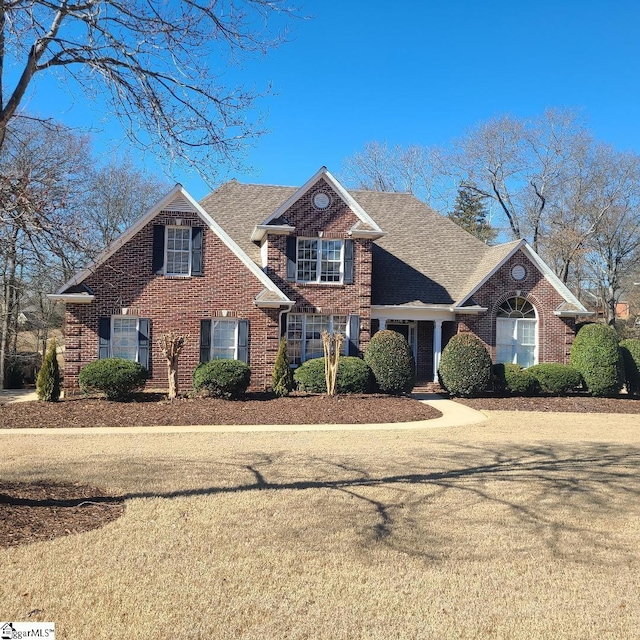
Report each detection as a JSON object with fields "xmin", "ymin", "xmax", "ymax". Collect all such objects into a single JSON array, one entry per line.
[
  {"xmin": 0, "ymin": 119, "xmax": 90, "ymax": 385},
  {"xmin": 0, "ymin": 1, "xmax": 296, "ymax": 177}
]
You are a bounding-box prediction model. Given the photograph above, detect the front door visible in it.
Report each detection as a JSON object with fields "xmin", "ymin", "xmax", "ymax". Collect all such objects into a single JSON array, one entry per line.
[{"xmin": 386, "ymin": 322, "xmax": 418, "ymax": 370}]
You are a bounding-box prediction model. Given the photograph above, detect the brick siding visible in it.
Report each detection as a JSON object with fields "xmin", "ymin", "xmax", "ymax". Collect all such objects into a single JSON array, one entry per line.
[{"xmin": 455, "ymin": 250, "xmax": 576, "ymax": 363}]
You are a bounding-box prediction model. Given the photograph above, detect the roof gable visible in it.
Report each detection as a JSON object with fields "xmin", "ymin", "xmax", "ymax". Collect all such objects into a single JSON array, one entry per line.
[
  {"xmin": 55, "ymin": 184, "xmax": 292, "ymax": 305},
  {"xmin": 251, "ymin": 167, "xmax": 385, "ymax": 241},
  {"xmin": 455, "ymin": 240, "xmax": 590, "ymax": 314}
]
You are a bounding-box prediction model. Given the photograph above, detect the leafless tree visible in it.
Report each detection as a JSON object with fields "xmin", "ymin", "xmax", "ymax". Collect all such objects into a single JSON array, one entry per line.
[
  {"xmin": 341, "ymin": 141, "xmax": 442, "ymax": 203},
  {"xmin": 82, "ymin": 156, "xmax": 168, "ymax": 257},
  {"xmin": 0, "ymin": 1, "xmax": 297, "ymax": 178},
  {"xmin": 0, "ymin": 119, "xmax": 90, "ymax": 385}
]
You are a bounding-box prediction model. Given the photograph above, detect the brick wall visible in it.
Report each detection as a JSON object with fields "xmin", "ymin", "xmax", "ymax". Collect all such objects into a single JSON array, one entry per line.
[
  {"xmin": 264, "ymin": 179, "xmax": 373, "ymax": 351},
  {"xmin": 64, "ymin": 209, "xmax": 281, "ymax": 392},
  {"xmin": 455, "ymin": 250, "xmax": 576, "ymax": 363}
]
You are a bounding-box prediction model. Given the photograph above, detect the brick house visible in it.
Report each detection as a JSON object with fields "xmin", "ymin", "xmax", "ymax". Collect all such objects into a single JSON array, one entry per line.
[{"xmin": 50, "ymin": 167, "xmax": 590, "ymax": 392}]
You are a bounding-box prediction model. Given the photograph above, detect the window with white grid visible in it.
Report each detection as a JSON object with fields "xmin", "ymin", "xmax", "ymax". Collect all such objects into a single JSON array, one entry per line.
[
  {"xmin": 112, "ymin": 317, "xmax": 138, "ymax": 361},
  {"xmin": 297, "ymin": 239, "xmax": 343, "ymax": 283},
  {"xmin": 166, "ymin": 226, "xmax": 191, "ymax": 275},
  {"xmin": 286, "ymin": 314, "xmax": 347, "ymax": 365},
  {"xmin": 211, "ymin": 320, "xmax": 237, "ymax": 360},
  {"xmin": 496, "ymin": 297, "xmax": 537, "ymax": 368}
]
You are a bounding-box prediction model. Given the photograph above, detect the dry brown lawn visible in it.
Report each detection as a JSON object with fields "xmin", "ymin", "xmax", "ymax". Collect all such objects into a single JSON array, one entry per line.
[{"xmin": 1, "ymin": 412, "xmax": 639, "ymax": 639}]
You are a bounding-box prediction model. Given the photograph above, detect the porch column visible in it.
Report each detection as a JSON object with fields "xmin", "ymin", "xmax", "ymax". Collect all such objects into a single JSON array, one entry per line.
[
  {"xmin": 379, "ymin": 318, "xmax": 387, "ymax": 330},
  {"xmin": 432, "ymin": 320, "xmax": 443, "ymax": 382}
]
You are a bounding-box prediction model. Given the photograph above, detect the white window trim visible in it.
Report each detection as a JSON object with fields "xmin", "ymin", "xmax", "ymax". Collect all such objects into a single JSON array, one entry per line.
[
  {"xmin": 165, "ymin": 225, "xmax": 192, "ymax": 277},
  {"xmin": 209, "ymin": 319, "xmax": 239, "ymax": 360},
  {"xmin": 296, "ymin": 238, "xmax": 344, "ymax": 285},
  {"xmin": 111, "ymin": 315, "xmax": 139, "ymax": 361},
  {"xmin": 496, "ymin": 316, "xmax": 539, "ymax": 367},
  {"xmin": 287, "ymin": 313, "xmax": 350, "ymax": 365}
]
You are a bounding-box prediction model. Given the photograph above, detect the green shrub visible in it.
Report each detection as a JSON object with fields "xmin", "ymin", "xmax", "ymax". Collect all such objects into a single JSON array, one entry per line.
[
  {"xmin": 493, "ymin": 363, "xmax": 539, "ymax": 396},
  {"xmin": 272, "ymin": 338, "xmax": 294, "ymax": 397},
  {"xmin": 620, "ymin": 338, "xmax": 640, "ymax": 395},
  {"xmin": 193, "ymin": 359, "xmax": 251, "ymax": 399},
  {"xmin": 293, "ymin": 356, "xmax": 372, "ymax": 394},
  {"xmin": 438, "ymin": 334, "xmax": 491, "ymax": 398},
  {"xmin": 364, "ymin": 330, "xmax": 415, "ymax": 394},
  {"xmin": 36, "ymin": 339, "xmax": 61, "ymax": 402},
  {"xmin": 528, "ymin": 363, "xmax": 582, "ymax": 396},
  {"xmin": 570, "ymin": 324, "xmax": 624, "ymax": 397},
  {"xmin": 79, "ymin": 358, "xmax": 147, "ymax": 400}
]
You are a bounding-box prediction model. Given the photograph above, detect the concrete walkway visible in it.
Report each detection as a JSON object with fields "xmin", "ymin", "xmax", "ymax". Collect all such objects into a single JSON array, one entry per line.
[
  {"xmin": 0, "ymin": 388, "xmax": 38, "ymax": 403},
  {"xmin": 0, "ymin": 391, "xmax": 487, "ymax": 434}
]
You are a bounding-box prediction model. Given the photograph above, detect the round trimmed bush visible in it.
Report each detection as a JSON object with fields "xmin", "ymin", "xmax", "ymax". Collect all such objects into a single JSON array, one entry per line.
[
  {"xmin": 493, "ymin": 363, "xmax": 539, "ymax": 396},
  {"xmin": 570, "ymin": 324, "xmax": 624, "ymax": 397},
  {"xmin": 293, "ymin": 356, "xmax": 372, "ymax": 394},
  {"xmin": 438, "ymin": 334, "xmax": 491, "ymax": 398},
  {"xmin": 619, "ymin": 338, "xmax": 640, "ymax": 395},
  {"xmin": 193, "ymin": 359, "xmax": 251, "ymax": 399},
  {"xmin": 78, "ymin": 358, "xmax": 147, "ymax": 400},
  {"xmin": 527, "ymin": 363, "xmax": 582, "ymax": 396},
  {"xmin": 364, "ymin": 330, "xmax": 415, "ymax": 394}
]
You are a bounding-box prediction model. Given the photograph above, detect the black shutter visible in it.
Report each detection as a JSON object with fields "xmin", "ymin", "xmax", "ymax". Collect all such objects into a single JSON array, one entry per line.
[
  {"xmin": 98, "ymin": 317, "xmax": 111, "ymax": 359},
  {"xmin": 152, "ymin": 225, "xmax": 165, "ymax": 274},
  {"xmin": 138, "ymin": 319, "xmax": 151, "ymax": 370},
  {"xmin": 344, "ymin": 239, "xmax": 354, "ymax": 284},
  {"xmin": 348, "ymin": 314, "xmax": 360, "ymax": 356},
  {"xmin": 191, "ymin": 227, "xmax": 204, "ymax": 276},
  {"xmin": 280, "ymin": 313, "xmax": 288, "ymax": 338},
  {"xmin": 286, "ymin": 236, "xmax": 297, "ymax": 281},
  {"xmin": 200, "ymin": 319, "xmax": 211, "ymax": 363},
  {"xmin": 237, "ymin": 320, "xmax": 249, "ymax": 364}
]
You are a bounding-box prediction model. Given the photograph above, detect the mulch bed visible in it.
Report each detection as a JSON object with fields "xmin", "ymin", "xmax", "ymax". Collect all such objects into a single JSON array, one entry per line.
[
  {"xmin": 455, "ymin": 394, "xmax": 640, "ymax": 413},
  {"xmin": 0, "ymin": 392, "xmax": 441, "ymax": 428},
  {"xmin": 0, "ymin": 481, "xmax": 124, "ymax": 549}
]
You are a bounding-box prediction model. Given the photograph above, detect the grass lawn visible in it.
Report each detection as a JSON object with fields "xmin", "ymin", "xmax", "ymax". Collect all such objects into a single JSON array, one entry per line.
[{"xmin": 1, "ymin": 411, "xmax": 639, "ymax": 639}]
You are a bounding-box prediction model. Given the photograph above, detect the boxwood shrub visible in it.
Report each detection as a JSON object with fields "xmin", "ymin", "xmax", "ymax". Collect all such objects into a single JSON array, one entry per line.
[
  {"xmin": 78, "ymin": 358, "xmax": 147, "ymax": 400},
  {"xmin": 438, "ymin": 334, "xmax": 491, "ymax": 398},
  {"xmin": 293, "ymin": 356, "xmax": 372, "ymax": 394},
  {"xmin": 193, "ymin": 359, "xmax": 251, "ymax": 399},
  {"xmin": 619, "ymin": 338, "xmax": 640, "ymax": 395},
  {"xmin": 527, "ymin": 363, "xmax": 582, "ymax": 396},
  {"xmin": 570, "ymin": 323, "xmax": 625, "ymax": 397},
  {"xmin": 364, "ymin": 330, "xmax": 415, "ymax": 394},
  {"xmin": 493, "ymin": 363, "xmax": 539, "ymax": 396}
]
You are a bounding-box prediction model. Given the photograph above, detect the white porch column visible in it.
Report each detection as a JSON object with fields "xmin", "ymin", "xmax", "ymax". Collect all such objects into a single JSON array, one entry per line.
[
  {"xmin": 432, "ymin": 320, "xmax": 443, "ymax": 382},
  {"xmin": 379, "ymin": 318, "xmax": 387, "ymax": 330}
]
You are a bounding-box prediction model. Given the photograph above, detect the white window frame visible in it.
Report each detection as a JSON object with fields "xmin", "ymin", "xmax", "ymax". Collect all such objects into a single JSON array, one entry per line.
[
  {"xmin": 296, "ymin": 238, "xmax": 344, "ymax": 284},
  {"xmin": 209, "ymin": 319, "xmax": 239, "ymax": 360},
  {"xmin": 286, "ymin": 313, "xmax": 349, "ymax": 365},
  {"xmin": 495, "ymin": 298, "xmax": 538, "ymax": 368},
  {"xmin": 165, "ymin": 225, "xmax": 192, "ymax": 276},
  {"xmin": 111, "ymin": 315, "xmax": 139, "ymax": 361}
]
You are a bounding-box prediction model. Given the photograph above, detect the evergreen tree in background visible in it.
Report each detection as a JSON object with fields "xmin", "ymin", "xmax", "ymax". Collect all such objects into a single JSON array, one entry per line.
[{"xmin": 448, "ymin": 186, "xmax": 497, "ymax": 244}]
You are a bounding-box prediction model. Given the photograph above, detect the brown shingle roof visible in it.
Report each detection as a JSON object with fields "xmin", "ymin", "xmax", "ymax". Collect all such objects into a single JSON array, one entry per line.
[{"xmin": 199, "ymin": 181, "xmax": 506, "ymax": 307}]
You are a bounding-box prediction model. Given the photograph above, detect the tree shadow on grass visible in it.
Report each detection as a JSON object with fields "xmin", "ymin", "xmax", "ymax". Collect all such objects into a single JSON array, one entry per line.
[{"xmin": 5, "ymin": 441, "xmax": 640, "ymax": 563}]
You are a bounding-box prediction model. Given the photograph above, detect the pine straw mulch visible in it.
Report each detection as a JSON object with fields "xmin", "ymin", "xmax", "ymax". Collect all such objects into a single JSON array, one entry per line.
[
  {"xmin": 0, "ymin": 481, "xmax": 124, "ymax": 549},
  {"xmin": 0, "ymin": 392, "xmax": 441, "ymax": 429},
  {"xmin": 454, "ymin": 393, "xmax": 640, "ymax": 413}
]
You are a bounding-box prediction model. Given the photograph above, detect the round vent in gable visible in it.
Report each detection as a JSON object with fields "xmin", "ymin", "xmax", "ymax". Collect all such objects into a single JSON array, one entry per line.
[
  {"xmin": 511, "ymin": 265, "xmax": 526, "ymax": 281},
  {"xmin": 313, "ymin": 192, "xmax": 331, "ymax": 210}
]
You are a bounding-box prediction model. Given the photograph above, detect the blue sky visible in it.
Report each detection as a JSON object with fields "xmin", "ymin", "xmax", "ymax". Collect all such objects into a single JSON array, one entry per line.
[{"xmin": 22, "ymin": 0, "xmax": 640, "ymax": 200}]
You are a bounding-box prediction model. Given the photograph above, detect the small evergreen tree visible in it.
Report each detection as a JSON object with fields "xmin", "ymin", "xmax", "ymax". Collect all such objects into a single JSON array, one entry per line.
[
  {"xmin": 36, "ymin": 338, "xmax": 61, "ymax": 402},
  {"xmin": 448, "ymin": 186, "xmax": 497, "ymax": 244},
  {"xmin": 272, "ymin": 337, "xmax": 294, "ymax": 397}
]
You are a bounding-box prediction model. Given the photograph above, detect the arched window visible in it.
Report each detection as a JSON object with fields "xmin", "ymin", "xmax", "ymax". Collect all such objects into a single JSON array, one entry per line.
[{"xmin": 495, "ymin": 297, "xmax": 537, "ymax": 368}]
